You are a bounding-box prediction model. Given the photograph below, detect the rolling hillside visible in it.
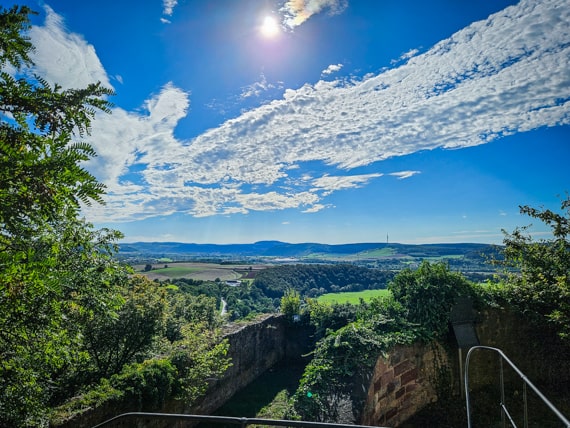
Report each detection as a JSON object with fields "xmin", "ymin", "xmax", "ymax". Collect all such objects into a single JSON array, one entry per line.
[{"xmin": 119, "ymin": 240, "xmax": 500, "ymax": 262}]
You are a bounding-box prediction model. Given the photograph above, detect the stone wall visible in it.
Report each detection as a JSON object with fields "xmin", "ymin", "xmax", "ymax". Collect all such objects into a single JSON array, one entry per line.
[
  {"xmin": 360, "ymin": 307, "xmax": 570, "ymax": 427},
  {"xmin": 470, "ymin": 308, "xmax": 570, "ymax": 388},
  {"xmin": 57, "ymin": 314, "xmax": 312, "ymax": 428},
  {"xmin": 177, "ymin": 314, "xmax": 310, "ymax": 416},
  {"xmin": 57, "ymin": 307, "xmax": 570, "ymax": 427},
  {"xmin": 360, "ymin": 341, "xmax": 448, "ymax": 427}
]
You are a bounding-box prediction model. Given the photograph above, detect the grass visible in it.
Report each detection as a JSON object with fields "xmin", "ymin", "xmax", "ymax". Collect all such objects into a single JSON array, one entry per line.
[
  {"xmin": 360, "ymin": 247, "xmax": 398, "ymax": 257},
  {"xmin": 148, "ymin": 266, "xmax": 202, "ymax": 277},
  {"xmin": 316, "ymin": 289, "xmax": 391, "ymax": 304},
  {"xmin": 134, "ymin": 262, "xmax": 252, "ymax": 280},
  {"xmin": 198, "ymin": 361, "xmax": 306, "ymax": 428},
  {"xmin": 424, "ymin": 255, "xmax": 464, "ymax": 261}
]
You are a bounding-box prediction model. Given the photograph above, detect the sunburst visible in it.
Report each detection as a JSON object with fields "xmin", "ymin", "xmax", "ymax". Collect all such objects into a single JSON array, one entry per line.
[{"xmin": 260, "ymin": 16, "xmax": 280, "ymax": 38}]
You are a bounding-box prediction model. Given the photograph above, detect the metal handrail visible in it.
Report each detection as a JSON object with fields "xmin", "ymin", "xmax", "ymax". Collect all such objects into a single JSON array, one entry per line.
[
  {"xmin": 92, "ymin": 412, "xmax": 389, "ymax": 428},
  {"xmin": 464, "ymin": 345, "xmax": 570, "ymax": 428}
]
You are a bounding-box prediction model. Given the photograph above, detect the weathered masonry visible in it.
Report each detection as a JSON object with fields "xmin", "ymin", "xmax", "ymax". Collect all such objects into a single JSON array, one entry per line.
[{"xmin": 59, "ymin": 309, "xmax": 570, "ymax": 427}]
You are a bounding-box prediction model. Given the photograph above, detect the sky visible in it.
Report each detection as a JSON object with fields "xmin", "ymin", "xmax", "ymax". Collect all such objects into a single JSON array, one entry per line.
[{"xmin": 7, "ymin": 0, "xmax": 570, "ymax": 245}]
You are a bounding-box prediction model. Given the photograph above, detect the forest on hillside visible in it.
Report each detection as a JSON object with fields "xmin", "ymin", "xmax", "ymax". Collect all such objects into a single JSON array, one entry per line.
[
  {"xmin": 253, "ymin": 263, "xmax": 393, "ymax": 297},
  {"xmin": 166, "ymin": 263, "xmax": 392, "ymax": 320}
]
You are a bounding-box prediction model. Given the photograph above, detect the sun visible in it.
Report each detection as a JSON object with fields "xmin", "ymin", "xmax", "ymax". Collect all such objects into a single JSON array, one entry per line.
[{"xmin": 260, "ymin": 16, "xmax": 280, "ymax": 38}]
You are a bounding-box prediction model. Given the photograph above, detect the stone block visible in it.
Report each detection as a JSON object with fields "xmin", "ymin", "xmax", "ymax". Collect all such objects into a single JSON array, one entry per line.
[
  {"xmin": 394, "ymin": 359, "xmax": 413, "ymax": 377},
  {"xmin": 400, "ymin": 367, "xmax": 419, "ymax": 385}
]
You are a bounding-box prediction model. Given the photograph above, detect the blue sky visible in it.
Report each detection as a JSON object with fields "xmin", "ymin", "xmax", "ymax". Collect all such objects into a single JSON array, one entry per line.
[{"xmin": 11, "ymin": 0, "xmax": 570, "ymax": 244}]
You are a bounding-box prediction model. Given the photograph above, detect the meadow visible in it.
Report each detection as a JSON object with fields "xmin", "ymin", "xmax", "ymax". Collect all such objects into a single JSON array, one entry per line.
[
  {"xmin": 133, "ymin": 262, "xmax": 268, "ymax": 281},
  {"xmin": 316, "ymin": 289, "xmax": 392, "ymax": 304}
]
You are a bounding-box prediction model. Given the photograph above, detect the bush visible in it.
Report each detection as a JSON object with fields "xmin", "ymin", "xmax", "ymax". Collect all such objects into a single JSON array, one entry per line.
[
  {"xmin": 280, "ymin": 288, "xmax": 301, "ymax": 321},
  {"xmin": 487, "ymin": 197, "xmax": 570, "ymax": 343},
  {"xmin": 110, "ymin": 359, "xmax": 176, "ymax": 410},
  {"xmin": 293, "ymin": 298, "xmax": 422, "ymax": 422},
  {"xmin": 388, "ymin": 261, "xmax": 474, "ymax": 336}
]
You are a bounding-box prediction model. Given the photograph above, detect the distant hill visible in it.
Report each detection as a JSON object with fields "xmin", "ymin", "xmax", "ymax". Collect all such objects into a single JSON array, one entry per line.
[{"xmin": 119, "ymin": 240, "xmax": 500, "ymax": 261}]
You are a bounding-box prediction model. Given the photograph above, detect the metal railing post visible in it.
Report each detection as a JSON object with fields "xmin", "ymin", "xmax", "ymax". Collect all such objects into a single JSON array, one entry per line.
[
  {"xmin": 500, "ymin": 357, "xmax": 506, "ymax": 428},
  {"xmin": 523, "ymin": 382, "xmax": 528, "ymax": 428},
  {"xmin": 464, "ymin": 346, "xmax": 570, "ymax": 428}
]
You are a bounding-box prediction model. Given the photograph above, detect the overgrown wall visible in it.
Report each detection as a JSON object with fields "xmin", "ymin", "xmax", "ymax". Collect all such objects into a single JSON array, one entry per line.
[
  {"xmin": 58, "ymin": 308, "xmax": 569, "ymax": 428},
  {"xmin": 360, "ymin": 307, "xmax": 570, "ymax": 427},
  {"xmin": 56, "ymin": 314, "xmax": 312, "ymax": 428},
  {"xmin": 470, "ymin": 308, "xmax": 570, "ymax": 388},
  {"xmin": 170, "ymin": 314, "xmax": 310, "ymax": 416},
  {"xmin": 360, "ymin": 341, "xmax": 448, "ymax": 427}
]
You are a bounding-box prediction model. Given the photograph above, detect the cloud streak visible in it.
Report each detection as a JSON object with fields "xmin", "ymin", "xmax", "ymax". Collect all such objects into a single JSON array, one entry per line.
[
  {"xmin": 281, "ymin": 0, "xmax": 348, "ymax": 29},
  {"xmin": 27, "ymin": 0, "xmax": 570, "ymax": 224},
  {"xmin": 389, "ymin": 171, "xmax": 420, "ymax": 180}
]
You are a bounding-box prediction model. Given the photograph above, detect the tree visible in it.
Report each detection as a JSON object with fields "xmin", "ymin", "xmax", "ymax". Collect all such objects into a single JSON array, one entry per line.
[
  {"xmin": 0, "ymin": 6, "xmax": 123, "ymax": 426},
  {"xmin": 280, "ymin": 288, "xmax": 301, "ymax": 321},
  {"xmin": 388, "ymin": 261, "xmax": 473, "ymax": 336},
  {"xmin": 495, "ymin": 196, "xmax": 570, "ymax": 342},
  {"xmin": 83, "ymin": 275, "xmax": 168, "ymax": 379}
]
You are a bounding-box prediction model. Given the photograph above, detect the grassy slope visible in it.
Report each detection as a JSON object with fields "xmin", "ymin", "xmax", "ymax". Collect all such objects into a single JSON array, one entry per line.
[{"xmin": 316, "ymin": 289, "xmax": 392, "ymax": 304}]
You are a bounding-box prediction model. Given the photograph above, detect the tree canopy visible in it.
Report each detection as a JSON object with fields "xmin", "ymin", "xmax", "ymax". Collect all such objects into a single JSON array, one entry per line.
[
  {"xmin": 492, "ymin": 196, "xmax": 570, "ymax": 342},
  {"xmin": 0, "ymin": 6, "xmax": 124, "ymax": 425},
  {"xmin": 0, "ymin": 7, "xmax": 230, "ymax": 426}
]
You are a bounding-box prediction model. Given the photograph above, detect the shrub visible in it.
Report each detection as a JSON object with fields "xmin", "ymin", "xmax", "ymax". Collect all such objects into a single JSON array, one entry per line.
[
  {"xmin": 388, "ymin": 261, "xmax": 473, "ymax": 336},
  {"xmin": 110, "ymin": 359, "xmax": 176, "ymax": 410}
]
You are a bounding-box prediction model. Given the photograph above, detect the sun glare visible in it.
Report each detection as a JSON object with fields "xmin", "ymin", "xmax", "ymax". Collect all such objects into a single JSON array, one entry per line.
[{"xmin": 260, "ymin": 16, "xmax": 280, "ymax": 38}]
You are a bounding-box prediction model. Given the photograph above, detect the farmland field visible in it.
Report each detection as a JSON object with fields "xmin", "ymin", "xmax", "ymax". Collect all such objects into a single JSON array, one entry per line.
[
  {"xmin": 316, "ymin": 289, "xmax": 391, "ymax": 304},
  {"xmin": 133, "ymin": 262, "xmax": 268, "ymax": 281}
]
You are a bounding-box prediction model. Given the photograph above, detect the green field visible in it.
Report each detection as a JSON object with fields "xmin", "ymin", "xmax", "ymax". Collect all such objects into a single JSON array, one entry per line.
[
  {"xmin": 133, "ymin": 262, "xmax": 254, "ymax": 281},
  {"xmin": 316, "ymin": 289, "xmax": 392, "ymax": 304},
  {"xmin": 360, "ymin": 247, "xmax": 398, "ymax": 257},
  {"xmin": 149, "ymin": 266, "xmax": 202, "ymax": 277}
]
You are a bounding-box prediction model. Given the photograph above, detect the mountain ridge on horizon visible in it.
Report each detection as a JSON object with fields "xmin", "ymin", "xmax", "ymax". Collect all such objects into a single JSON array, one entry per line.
[{"xmin": 119, "ymin": 240, "xmax": 500, "ymax": 259}]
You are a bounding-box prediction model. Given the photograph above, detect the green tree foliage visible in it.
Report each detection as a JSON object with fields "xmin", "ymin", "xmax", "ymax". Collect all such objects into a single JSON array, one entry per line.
[
  {"xmin": 53, "ymin": 328, "xmax": 231, "ymax": 423},
  {"xmin": 293, "ymin": 298, "xmax": 421, "ymax": 422},
  {"xmin": 388, "ymin": 261, "xmax": 473, "ymax": 336},
  {"xmin": 280, "ymin": 288, "xmax": 301, "ymax": 320},
  {"xmin": 174, "ymin": 277, "xmax": 274, "ymax": 321},
  {"xmin": 165, "ymin": 292, "xmax": 220, "ymax": 342},
  {"xmin": 169, "ymin": 324, "xmax": 231, "ymax": 403},
  {"xmin": 0, "ymin": 8, "xmax": 231, "ymax": 426},
  {"xmin": 491, "ymin": 197, "xmax": 570, "ymax": 342},
  {"xmin": 83, "ymin": 275, "xmax": 168, "ymax": 379},
  {"xmin": 293, "ymin": 264, "xmax": 473, "ymax": 422},
  {"xmin": 305, "ymin": 298, "xmax": 359, "ymax": 339},
  {"xmin": 0, "ymin": 6, "xmax": 124, "ymax": 425},
  {"xmin": 254, "ymin": 264, "xmax": 393, "ymax": 298}
]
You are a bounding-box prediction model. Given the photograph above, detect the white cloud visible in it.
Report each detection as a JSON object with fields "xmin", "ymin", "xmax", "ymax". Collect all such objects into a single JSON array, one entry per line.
[
  {"xmin": 389, "ymin": 171, "xmax": 420, "ymax": 180},
  {"xmin": 162, "ymin": 0, "xmax": 178, "ymax": 16},
  {"xmin": 392, "ymin": 49, "xmax": 420, "ymax": 65},
  {"xmin": 29, "ymin": 6, "xmax": 112, "ymax": 90},
  {"xmin": 281, "ymin": 0, "xmax": 348, "ymax": 29},
  {"xmin": 311, "ymin": 173, "xmax": 383, "ymax": 195},
  {"xmin": 29, "ymin": 0, "xmax": 570, "ymax": 223},
  {"xmin": 303, "ymin": 203, "xmax": 330, "ymax": 213},
  {"xmin": 240, "ymin": 73, "xmax": 279, "ymax": 99},
  {"xmin": 322, "ymin": 63, "xmax": 343, "ymax": 75},
  {"xmin": 83, "ymin": 83, "xmax": 190, "ymax": 193}
]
